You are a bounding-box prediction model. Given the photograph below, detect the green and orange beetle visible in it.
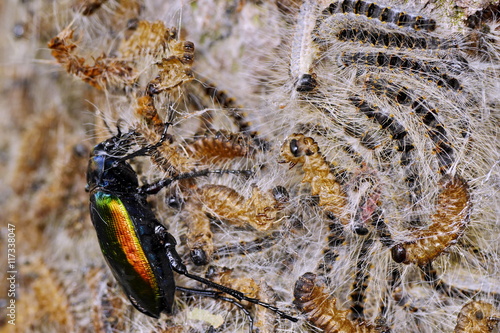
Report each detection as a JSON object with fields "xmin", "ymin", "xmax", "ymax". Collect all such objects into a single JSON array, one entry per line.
[{"xmin": 85, "ymin": 124, "xmax": 297, "ymax": 327}]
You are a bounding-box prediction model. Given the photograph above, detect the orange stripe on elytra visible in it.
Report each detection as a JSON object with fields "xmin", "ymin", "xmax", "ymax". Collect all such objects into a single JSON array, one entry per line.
[{"xmin": 108, "ymin": 199, "xmax": 157, "ymax": 288}]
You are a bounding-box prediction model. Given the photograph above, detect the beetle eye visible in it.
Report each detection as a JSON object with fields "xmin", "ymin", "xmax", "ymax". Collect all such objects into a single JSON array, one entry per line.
[{"xmin": 290, "ymin": 139, "xmax": 300, "ymax": 157}]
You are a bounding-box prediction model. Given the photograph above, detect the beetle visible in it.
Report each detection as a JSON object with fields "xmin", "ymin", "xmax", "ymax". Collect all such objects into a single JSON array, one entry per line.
[{"xmin": 85, "ymin": 123, "xmax": 297, "ymax": 327}]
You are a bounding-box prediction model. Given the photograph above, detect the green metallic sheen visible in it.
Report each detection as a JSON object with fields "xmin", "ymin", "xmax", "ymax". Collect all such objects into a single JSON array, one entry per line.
[{"xmin": 91, "ymin": 191, "xmax": 163, "ymax": 317}]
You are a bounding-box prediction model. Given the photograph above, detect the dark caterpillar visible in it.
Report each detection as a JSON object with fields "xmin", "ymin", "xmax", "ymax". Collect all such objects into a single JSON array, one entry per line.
[
  {"xmin": 340, "ymin": 51, "xmax": 462, "ymax": 91},
  {"xmin": 322, "ymin": 0, "xmax": 436, "ymax": 31},
  {"xmin": 349, "ymin": 96, "xmax": 415, "ymax": 166},
  {"xmin": 363, "ymin": 77, "xmax": 455, "ymax": 174}
]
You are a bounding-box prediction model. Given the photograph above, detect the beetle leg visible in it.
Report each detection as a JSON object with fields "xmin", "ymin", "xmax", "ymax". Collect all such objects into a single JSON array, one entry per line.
[
  {"xmin": 182, "ymin": 271, "xmax": 298, "ymax": 323},
  {"xmin": 139, "ymin": 168, "xmax": 254, "ymax": 195},
  {"xmin": 155, "ymin": 208, "xmax": 298, "ymax": 323},
  {"xmin": 155, "ymin": 226, "xmax": 189, "ymax": 274}
]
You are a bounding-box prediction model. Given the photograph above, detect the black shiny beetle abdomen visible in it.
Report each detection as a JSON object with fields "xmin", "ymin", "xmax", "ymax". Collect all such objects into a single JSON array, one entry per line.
[{"xmin": 86, "ymin": 124, "xmax": 297, "ymax": 327}]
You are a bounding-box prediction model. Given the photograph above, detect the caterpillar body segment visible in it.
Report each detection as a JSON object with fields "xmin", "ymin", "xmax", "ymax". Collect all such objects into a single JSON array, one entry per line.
[{"xmin": 185, "ymin": 184, "xmax": 289, "ymax": 265}]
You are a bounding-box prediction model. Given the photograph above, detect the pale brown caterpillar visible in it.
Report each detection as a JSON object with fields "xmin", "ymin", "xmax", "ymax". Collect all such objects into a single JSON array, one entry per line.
[
  {"xmin": 185, "ymin": 184, "xmax": 289, "ymax": 265},
  {"xmin": 188, "ymin": 130, "xmax": 254, "ymax": 163},
  {"xmin": 454, "ymin": 301, "xmax": 500, "ymax": 333},
  {"xmin": 293, "ymin": 272, "xmax": 387, "ymax": 333},
  {"xmin": 48, "ymin": 20, "xmax": 194, "ymax": 91},
  {"xmin": 47, "ymin": 27, "xmax": 134, "ymax": 90},
  {"xmin": 207, "ymin": 267, "xmax": 279, "ymax": 332},
  {"xmin": 391, "ymin": 174, "xmax": 471, "ymax": 266},
  {"xmin": 280, "ymin": 133, "xmax": 350, "ymax": 225}
]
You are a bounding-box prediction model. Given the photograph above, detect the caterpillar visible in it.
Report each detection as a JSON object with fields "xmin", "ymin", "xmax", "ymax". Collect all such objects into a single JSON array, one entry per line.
[
  {"xmin": 279, "ymin": 133, "xmax": 350, "ymax": 226},
  {"xmin": 316, "ymin": 20, "xmax": 457, "ymax": 51},
  {"xmin": 207, "ymin": 267, "xmax": 280, "ymax": 332},
  {"xmin": 349, "ymin": 238, "xmax": 374, "ymax": 320},
  {"xmin": 47, "ymin": 27, "xmax": 135, "ymax": 89},
  {"xmin": 340, "ymin": 52, "xmax": 462, "ymax": 91},
  {"xmin": 211, "ymin": 232, "xmax": 281, "ymax": 261},
  {"xmin": 316, "ymin": 220, "xmax": 346, "ymax": 276},
  {"xmin": 293, "ymin": 272, "xmax": 389, "ymax": 333},
  {"xmin": 322, "ymin": 0, "xmax": 436, "ymax": 32},
  {"xmin": 187, "ymin": 130, "xmax": 255, "ymax": 163},
  {"xmin": 363, "ymin": 77, "xmax": 455, "ymax": 173},
  {"xmin": 391, "ymin": 174, "xmax": 471, "ymax": 266},
  {"xmin": 175, "ymin": 79, "xmax": 259, "ymax": 138},
  {"xmin": 349, "ymin": 96, "xmax": 415, "ymax": 166},
  {"xmin": 185, "ymin": 184, "xmax": 289, "ymax": 265},
  {"xmin": 291, "ymin": 0, "xmax": 320, "ymax": 92}
]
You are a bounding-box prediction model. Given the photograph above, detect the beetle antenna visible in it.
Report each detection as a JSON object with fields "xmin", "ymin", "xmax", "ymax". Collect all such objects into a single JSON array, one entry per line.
[
  {"xmin": 116, "ymin": 122, "xmax": 172, "ymax": 163},
  {"xmin": 115, "ymin": 118, "xmax": 126, "ymax": 137},
  {"xmin": 183, "ymin": 272, "xmax": 298, "ymax": 323},
  {"xmin": 139, "ymin": 168, "xmax": 254, "ymax": 195}
]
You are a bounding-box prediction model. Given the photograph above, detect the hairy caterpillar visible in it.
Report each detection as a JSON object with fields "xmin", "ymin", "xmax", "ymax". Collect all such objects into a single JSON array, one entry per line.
[
  {"xmin": 279, "ymin": 133, "xmax": 350, "ymax": 226},
  {"xmin": 188, "ymin": 130, "xmax": 255, "ymax": 163},
  {"xmin": 391, "ymin": 174, "xmax": 471, "ymax": 265},
  {"xmin": 293, "ymin": 272, "xmax": 389, "ymax": 333},
  {"xmin": 206, "ymin": 266, "xmax": 280, "ymax": 332},
  {"xmin": 195, "ymin": 81, "xmax": 256, "ymax": 135},
  {"xmin": 47, "ymin": 27, "xmax": 135, "ymax": 89},
  {"xmin": 323, "ymin": 0, "xmax": 436, "ymax": 32},
  {"xmin": 185, "ymin": 184, "xmax": 289, "ymax": 265},
  {"xmin": 349, "ymin": 238, "xmax": 374, "ymax": 320},
  {"xmin": 363, "ymin": 77, "xmax": 455, "ymax": 173},
  {"xmin": 317, "ymin": 20, "xmax": 456, "ymax": 51},
  {"xmin": 340, "ymin": 52, "xmax": 462, "ymax": 91},
  {"xmin": 291, "ymin": 0, "xmax": 320, "ymax": 92},
  {"xmin": 349, "ymin": 96, "xmax": 415, "ymax": 166}
]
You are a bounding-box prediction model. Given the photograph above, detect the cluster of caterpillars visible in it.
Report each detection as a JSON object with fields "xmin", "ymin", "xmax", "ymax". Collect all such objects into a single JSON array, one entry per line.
[
  {"xmin": 45, "ymin": 0, "xmax": 499, "ymax": 331},
  {"xmin": 294, "ymin": 272, "xmax": 500, "ymax": 333},
  {"xmin": 280, "ymin": 133, "xmax": 471, "ymax": 266},
  {"xmin": 283, "ymin": 0, "xmax": 498, "ymax": 331}
]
